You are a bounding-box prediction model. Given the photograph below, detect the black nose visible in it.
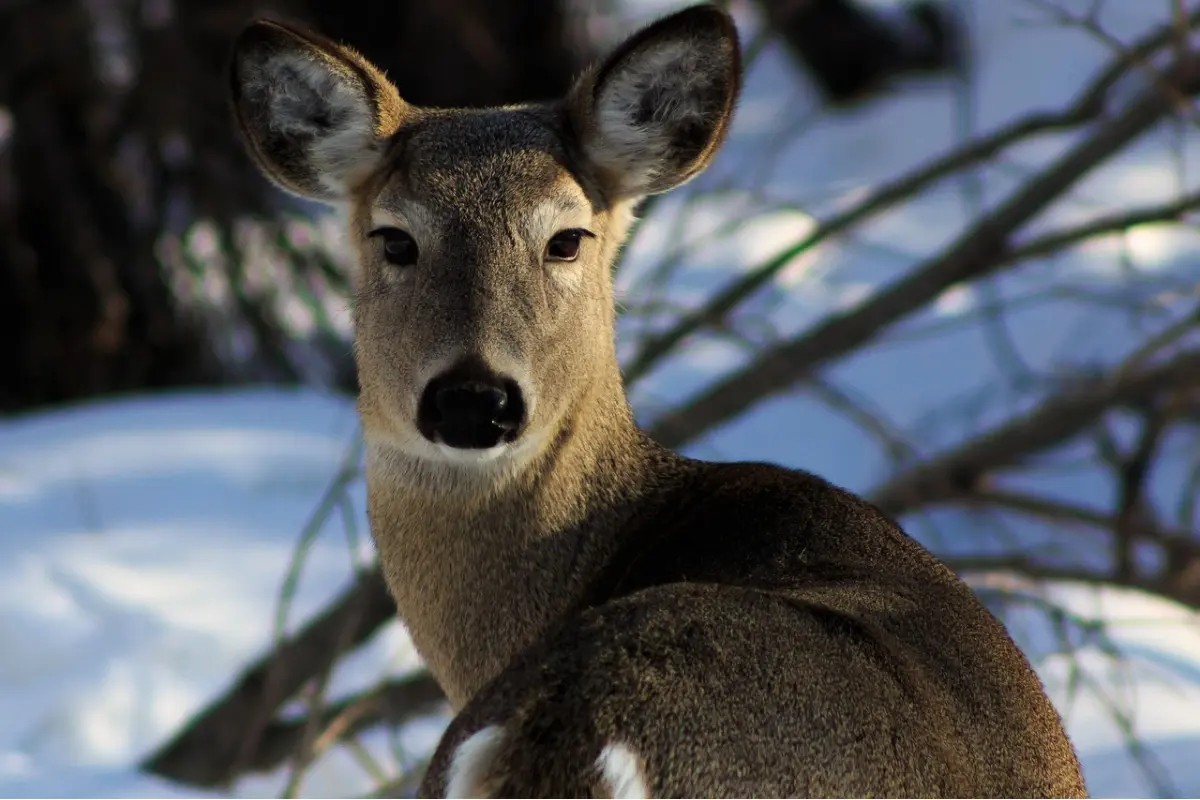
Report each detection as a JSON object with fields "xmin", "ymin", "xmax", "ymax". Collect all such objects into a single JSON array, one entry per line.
[{"xmin": 418, "ymin": 361, "xmax": 526, "ymax": 450}]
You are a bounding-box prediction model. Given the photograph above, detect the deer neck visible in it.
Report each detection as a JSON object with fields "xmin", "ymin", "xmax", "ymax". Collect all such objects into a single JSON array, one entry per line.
[{"xmin": 364, "ymin": 364, "xmax": 662, "ymax": 708}]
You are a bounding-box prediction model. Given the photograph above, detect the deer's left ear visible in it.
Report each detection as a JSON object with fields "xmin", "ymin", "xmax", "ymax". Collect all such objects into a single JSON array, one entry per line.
[
  {"xmin": 567, "ymin": 4, "xmax": 742, "ymax": 199},
  {"xmin": 229, "ymin": 19, "xmax": 408, "ymax": 202}
]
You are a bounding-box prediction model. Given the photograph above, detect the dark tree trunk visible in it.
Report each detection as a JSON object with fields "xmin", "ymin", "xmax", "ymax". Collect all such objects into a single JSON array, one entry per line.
[
  {"xmin": 0, "ymin": 0, "xmax": 965, "ymax": 415},
  {"xmin": 755, "ymin": 0, "xmax": 965, "ymax": 105},
  {"xmin": 0, "ymin": 0, "xmax": 584, "ymax": 415},
  {"xmin": 0, "ymin": 0, "xmax": 222, "ymax": 412},
  {"xmin": 305, "ymin": 0, "xmax": 579, "ymax": 107}
]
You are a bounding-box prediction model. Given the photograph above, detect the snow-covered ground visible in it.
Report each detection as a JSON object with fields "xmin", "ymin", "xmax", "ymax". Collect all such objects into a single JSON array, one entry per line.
[
  {"xmin": 0, "ymin": 390, "xmax": 410, "ymax": 798},
  {"xmin": 0, "ymin": 390, "xmax": 1198, "ymax": 797},
  {"xmin": 4, "ymin": 0, "xmax": 1200, "ymax": 796}
]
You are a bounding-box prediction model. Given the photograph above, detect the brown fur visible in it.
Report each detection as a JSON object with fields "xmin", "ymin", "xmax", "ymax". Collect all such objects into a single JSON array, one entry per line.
[{"xmin": 229, "ymin": 5, "xmax": 1088, "ymax": 797}]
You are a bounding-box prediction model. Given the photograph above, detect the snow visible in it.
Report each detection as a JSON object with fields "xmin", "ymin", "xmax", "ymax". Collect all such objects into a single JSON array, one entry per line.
[
  {"xmin": 3, "ymin": 0, "xmax": 1200, "ymax": 796},
  {"xmin": 1005, "ymin": 581, "xmax": 1200, "ymax": 796},
  {"xmin": 0, "ymin": 390, "xmax": 433, "ymax": 797},
  {"xmin": 0, "ymin": 390, "xmax": 1198, "ymax": 797}
]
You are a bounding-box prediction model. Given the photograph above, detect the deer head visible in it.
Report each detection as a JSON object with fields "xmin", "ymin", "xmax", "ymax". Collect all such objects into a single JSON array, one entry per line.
[{"xmin": 229, "ymin": 6, "xmax": 741, "ymax": 488}]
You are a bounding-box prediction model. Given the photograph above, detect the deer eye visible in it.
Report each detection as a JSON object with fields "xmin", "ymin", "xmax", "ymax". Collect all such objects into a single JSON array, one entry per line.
[
  {"xmin": 546, "ymin": 229, "xmax": 592, "ymax": 262},
  {"xmin": 368, "ymin": 227, "xmax": 419, "ymax": 267}
]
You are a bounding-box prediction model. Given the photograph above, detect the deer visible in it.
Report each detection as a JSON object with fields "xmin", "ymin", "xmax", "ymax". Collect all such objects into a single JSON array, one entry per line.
[{"xmin": 228, "ymin": 4, "xmax": 1088, "ymax": 797}]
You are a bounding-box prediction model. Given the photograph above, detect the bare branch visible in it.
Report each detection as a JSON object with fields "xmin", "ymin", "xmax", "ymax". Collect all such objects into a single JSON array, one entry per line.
[
  {"xmin": 946, "ymin": 555, "xmax": 1120, "ymax": 588},
  {"xmin": 1118, "ymin": 301, "xmax": 1200, "ymax": 375},
  {"xmin": 947, "ymin": 487, "xmax": 1200, "ymax": 594},
  {"xmin": 243, "ymin": 673, "xmax": 445, "ymax": 779},
  {"xmin": 141, "ymin": 569, "xmax": 406, "ymax": 788},
  {"xmin": 961, "ymin": 487, "xmax": 1197, "ymax": 547},
  {"xmin": 622, "ymin": 7, "xmax": 1200, "ymax": 388},
  {"xmin": 1026, "ymin": 0, "xmax": 1200, "ymax": 121},
  {"xmin": 647, "ymin": 57, "xmax": 1200, "ymax": 450},
  {"xmin": 996, "ymin": 190, "xmax": 1200, "ymax": 268},
  {"xmin": 1113, "ymin": 412, "xmax": 1169, "ymax": 582},
  {"xmin": 867, "ymin": 349, "xmax": 1200, "ymax": 517},
  {"xmin": 807, "ymin": 376, "xmax": 921, "ymax": 465}
]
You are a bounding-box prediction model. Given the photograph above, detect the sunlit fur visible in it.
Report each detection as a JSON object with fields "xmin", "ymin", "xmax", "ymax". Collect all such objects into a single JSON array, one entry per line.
[
  {"xmin": 230, "ymin": 5, "xmax": 736, "ymax": 708},
  {"xmin": 230, "ymin": 6, "xmax": 1088, "ymax": 799}
]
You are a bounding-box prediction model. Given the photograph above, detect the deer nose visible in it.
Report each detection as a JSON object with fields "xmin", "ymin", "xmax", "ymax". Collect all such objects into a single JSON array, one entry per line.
[{"xmin": 418, "ymin": 362, "xmax": 525, "ymax": 450}]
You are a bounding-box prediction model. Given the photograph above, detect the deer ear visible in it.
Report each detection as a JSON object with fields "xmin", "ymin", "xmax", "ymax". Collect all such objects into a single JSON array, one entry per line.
[
  {"xmin": 229, "ymin": 20, "xmax": 407, "ymax": 202},
  {"xmin": 567, "ymin": 4, "xmax": 742, "ymax": 199}
]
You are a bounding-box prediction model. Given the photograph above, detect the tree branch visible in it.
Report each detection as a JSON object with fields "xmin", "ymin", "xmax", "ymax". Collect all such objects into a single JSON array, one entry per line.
[
  {"xmin": 141, "ymin": 568, "xmax": 408, "ymax": 788},
  {"xmin": 241, "ymin": 673, "xmax": 445, "ymax": 779},
  {"xmin": 647, "ymin": 56, "xmax": 1200, "ymax": 450},
  {"xmin": 621, "ymin": 7, "xmax": 1200, "ymax": 388},
  {"xmin": 866, "ymin": 349, "xmax": 1200, "ymax": 517},
  {"xmin": 1112, "ymin": 411, "xmax": 1169, "ymax": 581},
  {"xmin": 958, "ymin": 487, "xmax": 1197, "ymax": 548},
  {"xmin": 996, "ymin": 190, "xmax": 1200, "ymax": 268},
  {"xmin": 944, "ymin": 555, "xmax": 1119, "ymax": 587},
  {"xmin": 946, "ymin": 486, "xmax": 1200, "ymax": 594}
]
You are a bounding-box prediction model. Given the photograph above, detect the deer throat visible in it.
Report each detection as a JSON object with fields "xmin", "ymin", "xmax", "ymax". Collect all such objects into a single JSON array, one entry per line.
[{"xmin": 363, "ymin": 401, "xmax": 653, "ymax": 707}]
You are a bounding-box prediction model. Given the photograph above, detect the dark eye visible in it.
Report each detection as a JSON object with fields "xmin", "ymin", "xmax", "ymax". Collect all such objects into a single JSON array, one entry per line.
[
  {"xmin": 546, "ymin": 229, "xmax": 591, "ymax": 262},
  {"xmin": 368, "ymin": 227, "xmax": 419, "ymax": 268}
]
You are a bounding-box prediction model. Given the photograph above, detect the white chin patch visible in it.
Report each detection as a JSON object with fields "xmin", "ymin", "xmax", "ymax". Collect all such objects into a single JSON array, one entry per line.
[
  {"xmin": 432, "ymin": 441, "xmax": 512, "ymax": 464},
  {"xmin": 410, "ymin": 425, "xmax": 546, "ymax": 470}
]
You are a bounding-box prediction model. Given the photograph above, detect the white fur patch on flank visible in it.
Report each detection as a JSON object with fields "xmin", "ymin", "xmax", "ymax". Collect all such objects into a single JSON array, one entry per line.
[
  {"xmin": 445, "ymin": 725, "xmax": 506, "ymax": 798},
  {"xmin": 596, "ymin": 742, "xmax": 649, "ymax": 799}
]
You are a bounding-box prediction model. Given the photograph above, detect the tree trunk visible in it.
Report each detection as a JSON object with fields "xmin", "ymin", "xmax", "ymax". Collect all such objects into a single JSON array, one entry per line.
[
  {"xmin": 0, "ymin": 0, "xmax": 584, "ymax": 415},
  {"xmin": 305, "ymin": 0, "xmax": 579, "ymax": 107},
  {"xmin": 0, "ymin": 0, "xmax": 222, "ymax": 412}
]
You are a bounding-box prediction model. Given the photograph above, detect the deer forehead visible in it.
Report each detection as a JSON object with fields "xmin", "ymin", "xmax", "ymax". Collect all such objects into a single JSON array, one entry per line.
[{"xmin": 360, "ymin": 108, "xmax": 598, "ymax": 245}]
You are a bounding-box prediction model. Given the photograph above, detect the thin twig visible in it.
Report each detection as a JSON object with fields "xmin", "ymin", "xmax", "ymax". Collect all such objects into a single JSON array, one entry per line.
[
  {"xmin": 647, "ymin": 56, "xmax": 1200, "ymax": 450},
  {"xmin": 141, "ymin": 569, "xmax": 404, "ymax": 788},
  {"xmin": 1025, "ymin": 0, "xmax": 1200, "ymax": 123},
  {"xmin": 997, "ymin": 191, "xmax": 1200, "ymax": 268},
  {"xmin": 867, "ymin": 349, "xmax": 1200, "ymax": 516},
  {"xmin": 622, "ymin": 8, "xmax": 1200, "ymax": 386}
]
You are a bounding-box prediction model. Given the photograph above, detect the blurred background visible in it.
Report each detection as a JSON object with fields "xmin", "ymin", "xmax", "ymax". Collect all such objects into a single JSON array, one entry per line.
[{"xmin": 0, "ymin": 0, "xmax": 1198, "ymax": 796}]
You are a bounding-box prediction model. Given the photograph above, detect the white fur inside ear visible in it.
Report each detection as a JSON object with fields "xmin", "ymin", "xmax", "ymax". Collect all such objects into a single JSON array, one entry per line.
[
  {"xmin": 595, "ymin": 741, "xmax": 649, "ymax": 799},
  {"xmin": 590, "ymin": 36, "xmax": 729, "ymax": 195},
  {"xmin": 243, "ymin": 49, "xmax": 380, "ymax": 194},
  {"xmin": 445, "ymin": 725, "xmax": 507, "ymax": 798}
]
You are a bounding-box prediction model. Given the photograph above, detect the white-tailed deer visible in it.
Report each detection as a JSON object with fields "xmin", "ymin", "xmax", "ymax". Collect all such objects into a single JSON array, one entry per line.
[{"xmin": 229, "ymin": 5, "xmax": 1088, "ymax": 796}]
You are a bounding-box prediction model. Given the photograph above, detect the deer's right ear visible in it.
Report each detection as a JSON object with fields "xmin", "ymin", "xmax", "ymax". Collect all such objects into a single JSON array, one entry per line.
[
  {"xmin": 229, "ymin": 20, "xmax": 407, "ymax": 202},
  {"xmin": 567, "ymin": 4, "xmax": 742, "ymax": 199}
]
